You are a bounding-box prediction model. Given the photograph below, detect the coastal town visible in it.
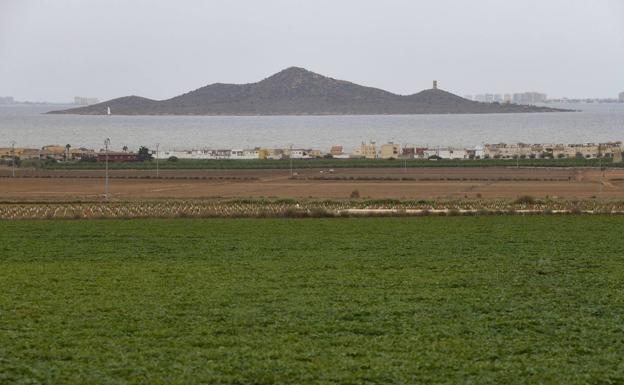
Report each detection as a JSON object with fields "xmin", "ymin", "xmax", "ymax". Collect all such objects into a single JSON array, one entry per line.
[{"xmin": 1, "ymin": 140, "xmax": 623, "ymax": 163}]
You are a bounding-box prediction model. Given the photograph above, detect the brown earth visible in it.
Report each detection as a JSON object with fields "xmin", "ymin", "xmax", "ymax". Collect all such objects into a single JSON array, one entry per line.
[{"xmin": 1, "ymin": 167, "xmax": 623, "ymax": 201}]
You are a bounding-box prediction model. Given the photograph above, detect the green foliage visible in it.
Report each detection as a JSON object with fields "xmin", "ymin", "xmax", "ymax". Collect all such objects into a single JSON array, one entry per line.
[
  {"xmin": 514, "ymin": 194, "xmax": 537, "ymax": 204},
  {"xmin": 39, "ymin": 157, "xmax": 624, "ymax": 170},
  {"xmin": 137, "ymin": 146, "xmax": 153, "ymax": 162},
  {"xmin": 16, "ymin": 158, "xmax": 53, "ymax": 168},
  {"xmin": 79, "ymin": 155, "xmax": 97, "ymax": 163},
  {"xmin": 1, "ymin": 217, "xmax": 624, "ymax": 384}
]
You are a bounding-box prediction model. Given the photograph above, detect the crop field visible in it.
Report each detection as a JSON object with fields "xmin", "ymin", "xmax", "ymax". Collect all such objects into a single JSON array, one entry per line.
[
  {"xmin": 2, "ymin": 217, "xmax": 624, "ymax": 384},
  {"xmin": 2, "ymin": 198, "xmax": 624, "ymax": 219}
]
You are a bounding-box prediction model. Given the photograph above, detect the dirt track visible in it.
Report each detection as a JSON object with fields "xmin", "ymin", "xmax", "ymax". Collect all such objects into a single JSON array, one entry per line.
[{"xmin": 1, "ymin": 167, "xmax": 623, "ymax": 201}]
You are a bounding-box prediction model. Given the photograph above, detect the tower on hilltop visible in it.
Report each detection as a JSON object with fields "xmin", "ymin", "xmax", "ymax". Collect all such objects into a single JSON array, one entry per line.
[{"xmin": 433, "ymin": 80, "xmax": 438, "ymax": 90}]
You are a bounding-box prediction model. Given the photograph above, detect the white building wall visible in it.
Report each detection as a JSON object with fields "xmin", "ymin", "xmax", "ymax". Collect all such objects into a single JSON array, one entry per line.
[{"xmin": 423, "ymin": 149, "xmax": 439, "ymax": 158}]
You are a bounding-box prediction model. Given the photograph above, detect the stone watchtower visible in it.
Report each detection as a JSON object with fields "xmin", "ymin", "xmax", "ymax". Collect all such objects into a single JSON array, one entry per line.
[{"xmin": 433, "ymin": 80, "xmax": 438, "ymax": 90}]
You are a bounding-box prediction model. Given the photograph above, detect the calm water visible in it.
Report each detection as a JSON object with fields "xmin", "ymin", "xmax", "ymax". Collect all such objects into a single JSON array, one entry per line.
[{"xmin": 1, "ymin": 103, "xmax": 623, "ymax": 151}]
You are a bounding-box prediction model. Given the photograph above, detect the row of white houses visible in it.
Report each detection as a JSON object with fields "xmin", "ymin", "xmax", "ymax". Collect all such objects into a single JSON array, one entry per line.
[
  {"xmin": 151, "ymin": 141, "xmax": 624, "ymax": 161},
  {"xmin": 155, "ymin": 148, "xmax": 319, "ymax": 160},
  {"xmin": 4, "ymin": 141, "xmax": 622, "ymax": 162}
]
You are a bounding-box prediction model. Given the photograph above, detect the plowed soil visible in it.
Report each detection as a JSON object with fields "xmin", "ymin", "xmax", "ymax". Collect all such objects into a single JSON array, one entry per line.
[{"xmin": 1, "ymin": 167, "xmax": 623, "ymax": 201}]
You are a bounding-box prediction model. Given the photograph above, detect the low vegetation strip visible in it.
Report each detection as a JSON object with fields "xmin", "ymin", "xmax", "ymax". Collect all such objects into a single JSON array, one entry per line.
[
  {"xmin": 1, "ymin": 217, "xmax": 624, "ymax": 384},
  {"xmin": 38, "ymin": 157, "xmax": 624, "ymax": 170},
  {"xmin": 0, "ymin": 174, "xmax": 257, "ymax": 180},
  {"xmin": 1, "ymin": 198, "xmax": 624, "ymax": 219},
  {"xmin": 300, "ymin": 175, "xmax": 573, "ymax": 181}
]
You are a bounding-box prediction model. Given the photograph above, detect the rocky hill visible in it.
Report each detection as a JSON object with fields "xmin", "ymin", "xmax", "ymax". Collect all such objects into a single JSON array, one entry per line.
[{"xmin": 50, "ymin": 67, "xmax": 567, "ymax": 115}]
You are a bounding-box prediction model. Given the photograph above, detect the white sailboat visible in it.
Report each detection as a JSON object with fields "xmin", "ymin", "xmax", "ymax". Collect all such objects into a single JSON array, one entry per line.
[{"xmin": 107, "ymin": 106, "xmax": 111, "ymax": 115}]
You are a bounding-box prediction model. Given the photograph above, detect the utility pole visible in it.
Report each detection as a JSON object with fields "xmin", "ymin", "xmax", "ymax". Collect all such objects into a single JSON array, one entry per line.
[
  {"xmin": 155, "ymin": 143, "xmax": 160, "ymax": 178},
  {"xmin": 104, "ymin": 138, "xmax": 110, "ymax": 201},
  {"xmin": 599, "ymin": 156, "xmax": 603, "ymax": 195},
  {"xmin": 289, "ymin": 144, "xmax": 293, "ymax": 177},
  {"xmin": 11, "ymin": 141, "xmax": 16, "ymax": 177},
  {"xmin": 403, "ymin": 145, "xmax": 407, "ymax": 173}
]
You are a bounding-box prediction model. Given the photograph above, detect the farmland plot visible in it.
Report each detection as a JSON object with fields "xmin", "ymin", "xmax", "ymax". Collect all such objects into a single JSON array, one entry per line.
[{"xmin": 1, "ymin": 217, "xmax": 624, "ymax": 384}]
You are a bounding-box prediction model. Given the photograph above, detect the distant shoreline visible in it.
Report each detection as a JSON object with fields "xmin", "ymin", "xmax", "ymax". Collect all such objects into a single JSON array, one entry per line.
[{"xmin": 47, "ymin": 110, "xmax": 577, "ymax": 116}]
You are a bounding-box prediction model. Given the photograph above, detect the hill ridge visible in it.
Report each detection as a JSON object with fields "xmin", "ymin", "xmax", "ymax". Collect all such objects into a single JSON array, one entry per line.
[{"xmin": 50, "ymin": 67, "xmax": 567, "ymax": 115}]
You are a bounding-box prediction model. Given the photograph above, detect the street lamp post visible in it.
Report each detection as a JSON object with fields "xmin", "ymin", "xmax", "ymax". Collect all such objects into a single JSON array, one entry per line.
[
  {"xmin": 155, "ymin": 143, "xmax": 160, "ymax": 178},
  {"xmin": 104, "ymin": 138, "xmax": 110, "ymax": 201},
  {"xmin": 11, "ymin": 141, "xmax": 16, "ymax": 177}
]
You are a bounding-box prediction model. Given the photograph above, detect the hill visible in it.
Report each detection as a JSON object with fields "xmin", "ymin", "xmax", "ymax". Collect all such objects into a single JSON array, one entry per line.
[{"xmin": 50, "ymin": 67, "xmax": 567, "ymax": 115}]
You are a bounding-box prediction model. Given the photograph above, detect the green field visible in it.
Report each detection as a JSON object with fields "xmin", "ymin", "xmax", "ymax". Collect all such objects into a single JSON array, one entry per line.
[
  {"xmin": 35, "ymin": 156, "xmax": 622, "ymax": 170},
  {"xmin": 2, "ymin": 217, "xmax": 624, "ymax": 384}
]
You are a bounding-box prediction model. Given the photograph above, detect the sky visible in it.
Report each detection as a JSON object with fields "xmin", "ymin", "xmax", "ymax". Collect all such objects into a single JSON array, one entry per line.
[{"xmin": 1, "ymin": 0, "xmax": 623, "ymax": 102}]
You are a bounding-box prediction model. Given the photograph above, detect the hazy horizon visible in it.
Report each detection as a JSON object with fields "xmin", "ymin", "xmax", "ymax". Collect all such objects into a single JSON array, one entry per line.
[{"xmin": 1, "ymin": 0, "xmax": 623, "ymax": 102}]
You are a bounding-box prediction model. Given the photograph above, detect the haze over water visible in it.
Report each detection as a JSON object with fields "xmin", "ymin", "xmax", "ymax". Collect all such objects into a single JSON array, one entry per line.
[{"xmin": 1, "ymin": 103, "xmax": 623, "ymax": 152}]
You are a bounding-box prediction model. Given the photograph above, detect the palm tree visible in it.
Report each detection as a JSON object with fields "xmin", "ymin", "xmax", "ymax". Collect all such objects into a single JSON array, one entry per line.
[
  {"xmin": 65, "ymin": 144, "xmax": 71, "ymax": 161},
  {"xmin": 122, "ymin": 146, "xmax": 128, "ymax": 152}
]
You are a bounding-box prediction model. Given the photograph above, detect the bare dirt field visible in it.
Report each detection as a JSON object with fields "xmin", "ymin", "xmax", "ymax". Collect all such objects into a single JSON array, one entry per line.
[{"xmin": 1, "ymin": 167, "xmax": 623, "ymax": 201}]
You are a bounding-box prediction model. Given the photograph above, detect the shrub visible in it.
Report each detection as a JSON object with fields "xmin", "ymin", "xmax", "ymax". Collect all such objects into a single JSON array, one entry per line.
[
  {"xmin": 19, "ymin": 159, "xmax": 45, "ymax": 169},
  {"xmin": 350, "ymin": 189, "xmax": 360, "ymax": 199},
  {"xmin": 446, "ymin": 208, "xmax": 460, "ymax": 216},
  {"xmin": 281, "ymin": 208, "xmax": 306, "ymax": 218},
  {"xmin": 137, "ymin": 146, "xmax": 153, "ymax": 162},
  {"xmin": 309, "ymin": 208, "xmax": 335, "ymax": 218},
  {"xmin": 514, "ymin": 195, "xmax": 536, "ymax": 205}
]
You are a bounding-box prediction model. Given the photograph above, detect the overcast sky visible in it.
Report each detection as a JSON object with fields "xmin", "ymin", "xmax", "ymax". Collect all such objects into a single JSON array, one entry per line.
[{"xmin": 1, "ymin": 0, "xmax": 623, "ymax": 102}]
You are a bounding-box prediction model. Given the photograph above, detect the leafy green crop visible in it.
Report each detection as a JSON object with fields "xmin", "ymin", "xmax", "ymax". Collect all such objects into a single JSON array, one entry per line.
[{"xmin": 1, "ymin": 217, "xmax": 624, "ymax": 384}]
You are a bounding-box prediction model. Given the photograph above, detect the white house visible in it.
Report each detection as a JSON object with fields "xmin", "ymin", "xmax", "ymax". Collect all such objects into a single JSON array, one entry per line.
[
  {"xmin": 435, "ymin": 148, "xmax": 469, "ymax": 159},
  {"xmin": 157, "ymin": 149, "xmax": 216, "ymax": 159},
  {"xmin": 244, "ymin": 149, "xmax": 260, "ymax": 159},
  {"xmin": 289, "ymin": 149, "xmax": 312, "ymax": 159},
  {"xmin": 423, "ymin": 148, "xmax": 439, "ymax": 159},
  {"xmin": 471, "ymin": 146, "xmax": 485, "ymax": 159},
  {"xmin": 230, "ymin": 149, "xmax": 260, "ymax": 160}
]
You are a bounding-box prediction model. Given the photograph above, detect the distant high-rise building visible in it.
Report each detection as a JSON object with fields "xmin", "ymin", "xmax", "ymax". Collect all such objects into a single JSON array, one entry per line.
[
  {"xmin": 494, "ymin": 94, "xmax": 503, "ymax": 103},
  {"xmin": 74, "ymin": 96, "xmax": 99, "ymax": 105},
  {"xmin": 534, "ymin": 92, "xmax": 547, "ymax": 103},
  {"xmin": 0, "ymin": 96, "xmax": 15, "ymax": 104},
  {"xmin": 485, "ymin": 94, "xmax": 494, "ymax": 103},
  {"xmin": 619, "ymin": 92, "xmax": 624, "ymax": 103},
  {"xmin": 512, "ymin": 92, "xmax": 547, "ymax": 105},
  {"xmin": 503, "ymin": 94, "xmax": 512, "ymax": 103},
  {"xmin": 475, "ymin": 94, "xmax": 486, "ymax": 102}
]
